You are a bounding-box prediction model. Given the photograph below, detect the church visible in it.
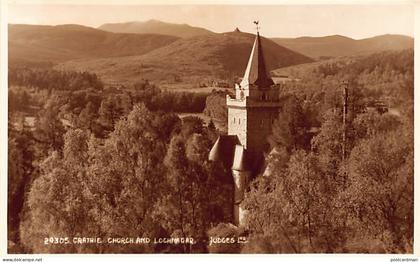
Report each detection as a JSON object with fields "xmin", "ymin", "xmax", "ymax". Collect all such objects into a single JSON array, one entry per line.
[{"xmin": 208, "ymin": 29, "xmax": 281, "ymax": 226}]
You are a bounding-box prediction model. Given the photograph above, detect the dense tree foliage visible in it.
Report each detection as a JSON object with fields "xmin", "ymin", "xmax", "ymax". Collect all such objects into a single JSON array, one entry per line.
[
  {"xmin": 16, "ymin": 103, "xmax": 231, "ymax": 253},
  {"xmin": 243, "ymin": 49, "xmax": 414, "ymax": 253},
  {"xmin": 269, "ymin": 95, "xmax": 311, "ymax": 152},
  {"xmin": 8, "ymin": 128, "xmax": 34, "ymax": 253},
  {"xmin": 8, "ymin": 67, "xmax": 214, "ymax": 253},
  {"xmin": 9, "ymin": 68, "xmax": 103, "ymax": 91},
  {"xmin": 129, "ymin": 82, "xmax": 207, "ymax": 113},
  {"xmin": 8, "ymin": 69, "xmax": 208, "ymax": 132},
  {"xmin": 8, "ymin": 49, "xmax": 413, "ymax": 253},
  {"xmin": 203, "ymin": 90, "xmax": 230, "ymax": 132}
]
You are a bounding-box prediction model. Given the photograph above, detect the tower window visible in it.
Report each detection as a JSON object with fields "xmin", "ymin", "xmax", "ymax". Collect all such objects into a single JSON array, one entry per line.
[
  {"xmin": 239, "ymin": 118, "xmax": 241, "ymax": 124},
  {"xmin": 261, "ymin": 92, "xmax": 267, "ymax": 101},
  {"xmin": 234, "ymin": 117, "xmax": 236, "ymax": 124}
]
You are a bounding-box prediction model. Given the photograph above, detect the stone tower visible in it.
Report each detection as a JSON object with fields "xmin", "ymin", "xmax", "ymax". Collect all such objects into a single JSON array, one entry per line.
[{"xmin": 209, "ymin": 29, "xmax": 281, "ymax": 226}]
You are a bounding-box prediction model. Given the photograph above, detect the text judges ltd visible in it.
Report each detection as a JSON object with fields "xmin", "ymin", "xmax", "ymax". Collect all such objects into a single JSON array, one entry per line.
[{"xmin": 44, "ymin": 237, "xmax": 195, "ymax": 245}]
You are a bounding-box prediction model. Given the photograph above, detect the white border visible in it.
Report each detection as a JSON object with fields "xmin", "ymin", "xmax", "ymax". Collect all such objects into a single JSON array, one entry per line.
[{"xmin": 1, "ymin": 0, "xmax": 419, "ymax": 260}]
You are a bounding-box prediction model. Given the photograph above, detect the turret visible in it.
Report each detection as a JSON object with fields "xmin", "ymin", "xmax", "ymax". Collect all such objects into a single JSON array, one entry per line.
[{"xmin": 209, "ymin": 22, "xmax": 281, "ymax": 226}]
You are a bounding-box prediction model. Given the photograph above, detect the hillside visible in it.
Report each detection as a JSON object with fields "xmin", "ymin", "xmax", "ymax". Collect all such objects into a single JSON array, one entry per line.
[
  {"xmin": 99, "ymin": 19, "xmax": 215, "ymax": 38},
  {"xmin": 272, "ymin": 34, "xmax": 413, "ymax": 59},
  {"xmin": 9, "ymin": 24, "xmax": 179, "ymax": 65},
  {"xmin": 56, "ymin": 31, "xmax": 314, "ymax": 86}
]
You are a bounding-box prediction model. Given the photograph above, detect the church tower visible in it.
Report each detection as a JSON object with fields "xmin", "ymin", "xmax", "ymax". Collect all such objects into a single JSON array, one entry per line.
[
  {"xmin": 209, "ymin": 26, "xmax": 280, "ymax": 226},
  {"xmin": 227, "ymin": 30, "xmax": 280, "ymax": 162}
]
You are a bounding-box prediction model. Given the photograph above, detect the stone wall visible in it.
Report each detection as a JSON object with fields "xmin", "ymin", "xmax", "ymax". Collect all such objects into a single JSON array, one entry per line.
[
  {"xmin": 227, "ymin": 106, "xmax": 248, "ymax": 147},
  {"xmin": 246, "ymin": 106, "xmax": 279, "ymax": 153}
]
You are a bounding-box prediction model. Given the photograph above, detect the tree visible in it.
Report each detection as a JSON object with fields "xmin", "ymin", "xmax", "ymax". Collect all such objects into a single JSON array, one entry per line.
[
  {"xmin": 8, "ymin": 136, "xmax": 29, "ymax": 248},
  {"xmin": 86, "ymin": 104, "xmax": 168, "ymax": 252},
  {"xmin": 186, "ymin": 133, "xmax": 212, "ymax": 164},
  {"xmin": 152, "ymin": 121, "xmax": 232, "ymax": 253},
  {"xmin": 269, "ymin": 95, "xmax": 311, "ymax": 152},
  {"xmin": 160, "ymin": 135, "xmax": 191, "ymax": 242},
  {"xmin": 342, "ymin": 128, "xmax": 413, "ymax": 253},
  {"xmin": 242, "ymin": 174, "xmax": 299, "ymax": 253},
  {"xmin": 180, "ymin": 116, "xmax": 204, "ymax": 137},
  {"xmin": 154, "ymin": 133, "xmax": 217, "ymax": 252},
  {"xmin": 352, "ymin": 110, "xmax": 401, "ymax": 140},
  {"xmin": 34, "ymin": 96, "xmax": 66, "ymax": 155},
  {"xmin": 20, "ymin": 129, "xmax": 93, "ymax": 253},
  {"xmin": 243, "ymin": 150, "xmax": 346, "ymax": 253},
  {"xmin": 311, "ymin": 109, "xmax": 344, "ymax": 173},
  {"xmin": 203, "ymin": 91, "xmax": 229, "ymax": 131},
  {"xmin": 20, "ymin": 104, "xmax": 173, "ymax": 253},
  {"xmin": 98, "ymin": 96, "xmax": 124, "ymax": 134},
  {"xmin": 76, "ymin": 101, "xmax": 98, "ymax": 131}
]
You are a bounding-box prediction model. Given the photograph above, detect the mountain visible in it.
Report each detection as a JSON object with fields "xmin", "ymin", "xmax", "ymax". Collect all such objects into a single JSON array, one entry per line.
[
  {"xmin": 356, "ymin": 34, "xmax": 414, "ymax": 52},
  {"xmin": 9, "ymin": 24, "xmax": 179, "ymax": 65},
  {"xmin": 56, "ymin": 30, "xmax": 313, "ymax": 86},
  {"xmin": 272, "ymin": 34, "xmax": 413, "ymax": 59},
  {"xmin": 98, "ymin": 19, "xmax": 215, "ymax": 38}
]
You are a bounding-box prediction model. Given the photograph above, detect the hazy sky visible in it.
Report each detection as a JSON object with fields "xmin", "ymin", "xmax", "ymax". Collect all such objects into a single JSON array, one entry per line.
[{"xmin": 7, "ymin": 4, "xmax": 414, "ymax": 39}]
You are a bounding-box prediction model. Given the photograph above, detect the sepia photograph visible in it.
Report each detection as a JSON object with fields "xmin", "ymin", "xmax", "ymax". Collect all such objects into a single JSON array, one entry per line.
[{"xmin": 3, "ymin": 0, "xmax": 417, "ymax": 257}]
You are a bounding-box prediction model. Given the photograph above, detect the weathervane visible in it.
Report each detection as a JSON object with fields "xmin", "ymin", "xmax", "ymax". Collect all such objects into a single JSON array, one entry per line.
[{"xmin": 253, "ymin": 20, "xmax": 260, "ymax": 33}]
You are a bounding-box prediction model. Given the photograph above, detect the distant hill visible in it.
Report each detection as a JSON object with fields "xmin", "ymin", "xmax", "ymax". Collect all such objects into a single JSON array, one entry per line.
[
  {"xmin": 9, "ymin": 24, "xmax": 179, "ymax": 65},
  {"xmin": 56, "ymin": 30, "xmax": 314, "ymax": 86},
  {"xmin": 98, "ymin": 19, "xmax": 215, "ymax": 38},
  {"xmin": 272, "ymin": 34, "xmax": 413, "ymax": 59},
  {"xmin": 272, "ymin": 48, "xmax": 414, "ymax": 81}
]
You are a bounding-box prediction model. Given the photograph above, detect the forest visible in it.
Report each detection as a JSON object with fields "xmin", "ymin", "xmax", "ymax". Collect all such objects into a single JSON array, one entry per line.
[{"xmin": 8, "ymin": 49, "xmax": 413, "ymax": 253}]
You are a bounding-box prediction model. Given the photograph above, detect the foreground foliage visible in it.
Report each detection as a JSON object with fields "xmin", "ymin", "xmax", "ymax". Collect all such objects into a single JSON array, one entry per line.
[{"xmin": 8, "ymin": 49, "xmax": 413, "ymax": 253}]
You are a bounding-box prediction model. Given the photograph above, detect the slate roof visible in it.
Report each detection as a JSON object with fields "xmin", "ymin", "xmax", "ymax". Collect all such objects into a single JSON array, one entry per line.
[
  {"xmin": 208, "ymin": 135, "xmax": 240, "ymax": 169},
  {"xmin": 209, "ymin": 135, "xmax": 264, "ymax": 174},
  {"xmin": 231, "ymin": 145, "xmax": 249, "ymax": 171},
  {"xmin": 240, "ymin": 32, "xmax": 274, "ymax": 89}
]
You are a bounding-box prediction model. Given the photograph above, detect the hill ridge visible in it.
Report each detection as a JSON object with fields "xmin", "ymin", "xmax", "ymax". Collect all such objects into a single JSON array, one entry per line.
[
  {"xmin": 56, "ymin": 31, "xmax": 313, "ymax": 86},
  {"xmin": 9, "ymin": 24, "xmax": 180, "ymax": 65},
  {"xmin": 272, "ymin": 34, "xmax": 413, "ymax": 59},
  {"xmin": 98, "ymin": 20, "xmax": 215, "ymax": 38}
]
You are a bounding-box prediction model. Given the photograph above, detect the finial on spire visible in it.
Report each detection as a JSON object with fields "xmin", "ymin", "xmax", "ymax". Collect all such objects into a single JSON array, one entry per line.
[
  {"xmin": 253, "ymin": 20, "xmax": 260, "ymax": 34},
  {"xmin": 240, "ymin": 20, "xmax": 274, "ymax": 89}
]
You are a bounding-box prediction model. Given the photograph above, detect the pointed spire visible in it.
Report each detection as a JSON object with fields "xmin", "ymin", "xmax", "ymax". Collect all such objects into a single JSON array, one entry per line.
[{"xmin": 240, "ymin": 31, "xmax": 274, "ymax": 89}]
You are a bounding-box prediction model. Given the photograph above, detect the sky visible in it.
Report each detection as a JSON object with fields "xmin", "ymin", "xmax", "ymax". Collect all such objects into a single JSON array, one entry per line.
[{"xmin": 7, "ymin": 3, "xmax": 415, "ymax": 39}]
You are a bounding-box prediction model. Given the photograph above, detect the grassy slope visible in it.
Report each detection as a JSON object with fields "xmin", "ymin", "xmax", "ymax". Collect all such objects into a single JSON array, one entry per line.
[
  {"xmin": 56, "ymin": 31, "xmax": 314, "ymax": 87},
  {"xmin": 9, "ymin": 24, "xmax": 179, "ymax": 65}
]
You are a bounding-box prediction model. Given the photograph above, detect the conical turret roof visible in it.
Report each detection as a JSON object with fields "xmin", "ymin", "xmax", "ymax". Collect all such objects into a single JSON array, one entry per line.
[{"xmin": 240, "ymin": 32, "xmax": 274, "ymax": 89}]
